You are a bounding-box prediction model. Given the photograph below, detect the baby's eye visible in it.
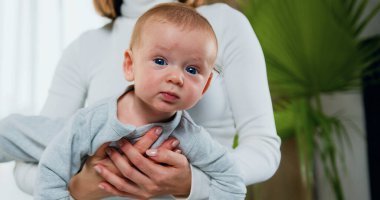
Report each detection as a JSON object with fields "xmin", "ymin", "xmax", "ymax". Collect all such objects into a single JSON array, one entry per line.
[
  {"xmin": 153, "ymin": 58, "xmax": 167, "ymax": 65},
  {"xmin": 185, "ymin": 66, "xmax": 199, "ymax": 75}
]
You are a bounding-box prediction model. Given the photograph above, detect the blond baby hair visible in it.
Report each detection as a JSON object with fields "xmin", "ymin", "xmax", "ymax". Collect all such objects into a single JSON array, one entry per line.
[{"xmin": 129, "ymin": 2, "xmax": 217, "ymax": 53}]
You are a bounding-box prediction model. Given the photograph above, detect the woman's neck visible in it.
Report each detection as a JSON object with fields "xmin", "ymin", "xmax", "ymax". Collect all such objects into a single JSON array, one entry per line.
[
  {"xmin": 121, "ymin": 0, "xmax": 177, "ymax": 18},
  {"xmin": 117, "ymin": 91, "xmax": 175, "ymax": 127}
]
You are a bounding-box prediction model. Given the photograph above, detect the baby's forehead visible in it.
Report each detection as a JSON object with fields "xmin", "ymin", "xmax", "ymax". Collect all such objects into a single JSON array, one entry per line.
[
  {"xmin": 143, "ymin": 19, "xmax": 213, "ymax": 34},
  {"xmin": 144, "ymin": 20, "xmax": 217, "ymax": 45},
  {"xmin": 129, "ymin": 3, "xmax": 218, "ymax": 53},
  {"xmin": 140, "ymin": 27, "xmax": 217, "ymax": 67}
]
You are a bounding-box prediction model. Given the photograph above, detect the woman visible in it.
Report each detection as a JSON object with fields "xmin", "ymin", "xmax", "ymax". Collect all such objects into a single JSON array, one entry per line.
[{"xmin": 14, "ymin": 0, "xmax": 281, "ymax": 199}]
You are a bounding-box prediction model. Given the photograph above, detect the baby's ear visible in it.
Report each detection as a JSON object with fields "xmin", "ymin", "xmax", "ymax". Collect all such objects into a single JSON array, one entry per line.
[
  {"xmin": 202, "ymin": 73, "xmax": 213, "ymax": 95},
  {"xmin": 123, "ymin": 50, "xmax": 134, "ymax": 81}
]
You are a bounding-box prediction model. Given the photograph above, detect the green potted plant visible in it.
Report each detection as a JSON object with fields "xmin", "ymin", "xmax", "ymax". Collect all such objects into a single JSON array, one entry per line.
[{"xmin": 237, "ymin": 0, "xmax": 380, "ymax": 199}]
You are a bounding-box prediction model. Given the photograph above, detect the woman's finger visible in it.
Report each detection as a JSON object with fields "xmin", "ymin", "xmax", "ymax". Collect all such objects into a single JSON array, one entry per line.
[
  {"xmin": 106, "ymin": 147, "xmax": 151, "ymax": 184},
  {"xmin": 157, "ymin": 137, "xmax": 179, "ymax": 151},
  {"xmin": 94, "ymin": 164, "xmax": 141, "ymax": 195},
  {"xmin": 119, "ymin": 140, "xmax": 165, "ymax": 177},
  {"xmin": 174, "ymin": 148, "xmax": 182, "ymax": 154},
  {"xmin": 125, "ymin": 127, "xmax": 162, "ymax": 154},
  {"xmin": 98, "ymin": 182, "xmax": 135, "ymax": 198},
  {"xmin": 111, "ymin": 139, "xmax": 191, "ymax": 198},
  {"xmin": 146, "ymin": 148, "xmax": 188, "ymax": 167}
]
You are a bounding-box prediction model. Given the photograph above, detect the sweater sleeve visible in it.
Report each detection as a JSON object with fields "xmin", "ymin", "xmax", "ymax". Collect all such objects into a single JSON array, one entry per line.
[
  {"xmin": 34, "ymin": 112, "xmax": 90, "ymax": 200},
  {"xmin": 189, "ymin": 4, "xmax": 281, "ymax": 198},
  {"xmin": 39, "ymin": 35, "xmax": 89, "ymax": 119},
  {"xmin": 40, "ymin": 24, "xmax": 112, "ymax": 119},
  {"xmin": 184, "ymin": 166, "xmax": 211, "ymax": 200},
  {"xmin": 217, "ymin": 5, "xmax": 281, "ymax": 185}
]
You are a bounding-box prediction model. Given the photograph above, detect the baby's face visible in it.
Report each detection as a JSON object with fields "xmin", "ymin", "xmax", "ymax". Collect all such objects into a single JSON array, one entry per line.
[{"xmin": 125, "ymin": 21, "xmax": 217, "ymax": 114}]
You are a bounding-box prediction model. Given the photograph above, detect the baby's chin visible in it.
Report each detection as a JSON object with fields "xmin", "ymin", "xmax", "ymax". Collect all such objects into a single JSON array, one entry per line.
[
  {"xmin": 154, "ymin": 104, "xmax": 191, "ymax": 114},
  {"xmin": 152, "ymin": 104, "xmax": 178, "ymax": 114}
]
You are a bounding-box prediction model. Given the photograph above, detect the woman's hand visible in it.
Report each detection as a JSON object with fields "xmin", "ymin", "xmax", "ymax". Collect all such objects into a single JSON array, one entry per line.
[
  {"xmin": 95, "ymin": 127, "xmax": 192, "ymax": 199},
  {"xmin": 68, "ymin": 142, "xmax": 114, "ymax": 200},
  {"xmin": 68, "ymin": 128, "xmax": 171, "ymax": 199},
  {"xmin": 68, "ymin": 127, "xmax": 191, "ymax": 199}
]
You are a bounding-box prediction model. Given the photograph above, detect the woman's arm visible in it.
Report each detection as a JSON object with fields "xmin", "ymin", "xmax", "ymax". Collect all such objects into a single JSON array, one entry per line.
[
  {"xmin": 207, "ymin": 4, "xmax": 281, "ymax": 184},
  {"xmin": 184, "ymin": 3, "xmax": 281, "ymax": 196},
  {"xmin": 219, "ymin": 5, "xmax": 281, "ymax": 184},
  {"xmin": 40, "ymin": 33, "xmax": 93, "ymax": 118}
]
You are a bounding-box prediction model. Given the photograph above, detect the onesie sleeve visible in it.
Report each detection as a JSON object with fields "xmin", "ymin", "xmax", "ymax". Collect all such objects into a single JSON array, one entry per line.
[
  {"xmin": 0, "ymin": 114, "xmax": 65, "ymax": 162},
  {"xmin": 34, "ymin": 112, "xmax": 90, "ymax": 200},
  {"xmin": 178, "ymin": 126, "xmax": 246, "ymax": 200}
]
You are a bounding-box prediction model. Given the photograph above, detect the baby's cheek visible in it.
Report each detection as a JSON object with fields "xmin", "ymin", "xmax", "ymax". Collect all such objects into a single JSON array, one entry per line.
[
  {"xmin": 139, "ymin": 77, "xmax": 156, "ymax": 90},
  {"xmin": 185, "ymin": 91, "xmax": 203, "ymax": 108}
]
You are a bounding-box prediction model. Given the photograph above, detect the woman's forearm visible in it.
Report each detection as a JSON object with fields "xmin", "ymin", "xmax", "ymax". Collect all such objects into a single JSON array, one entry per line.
[
  {"xmin": 216, "ymin": 3, "xmax": 281, "ymax": 184},
  {"xmin": 184, "ymin": 165, "xmax": 211, "ymax": 200}
]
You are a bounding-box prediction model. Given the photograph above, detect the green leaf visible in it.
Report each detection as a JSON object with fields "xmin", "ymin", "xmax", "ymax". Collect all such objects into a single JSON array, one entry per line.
[{"xmin": 238, "ymin": 0, "xmax": 380, "ymax": 200}]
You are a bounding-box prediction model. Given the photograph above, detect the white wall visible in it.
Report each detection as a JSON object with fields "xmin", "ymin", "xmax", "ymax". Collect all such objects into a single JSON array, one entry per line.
[
  {"xmin": 317, "ymin": 91, "xmax": 370, "ymax": 200},
  {"xmin": 316, "ymin": 0, "xmax": 380, "ymax": 199},
  {"xmin": 0, "ymin": 0, "xmax": 108, "ymax": 198}
]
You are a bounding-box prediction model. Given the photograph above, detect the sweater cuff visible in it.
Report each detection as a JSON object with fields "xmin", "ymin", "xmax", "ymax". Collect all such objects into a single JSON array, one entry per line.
[
  {"xmin": 14, "ymin": 161, "xmax": 37, "ymax": 195},
  {"xmin": 184, "ymin": 165, "xmax": 210, "ymax": 200}
]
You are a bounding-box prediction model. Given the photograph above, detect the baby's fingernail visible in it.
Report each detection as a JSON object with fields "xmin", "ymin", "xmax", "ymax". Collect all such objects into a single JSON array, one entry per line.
[
  {"xmin": 98, "ymin": 184, "xmax": 105, "ymax": 190},
  {"xmin": 146, "ymin": 149, "xmax": 158, "ymax": 156},
  {"xmin": 155, "ymin": 127, "xmax": 163, "ymax": 135},
  {"xmin": 172, "ymin": 140, "xmax": 179, "ymax": 147},
  {"xmin": 94, "ymin": 166, "xmax": 102, "ymax": 174}
]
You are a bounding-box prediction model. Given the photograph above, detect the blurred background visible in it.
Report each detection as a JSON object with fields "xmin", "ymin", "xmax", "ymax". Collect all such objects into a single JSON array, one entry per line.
[{"xmin": 0, "ymin": 0, "xmax": 379, "ymax": 199}]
